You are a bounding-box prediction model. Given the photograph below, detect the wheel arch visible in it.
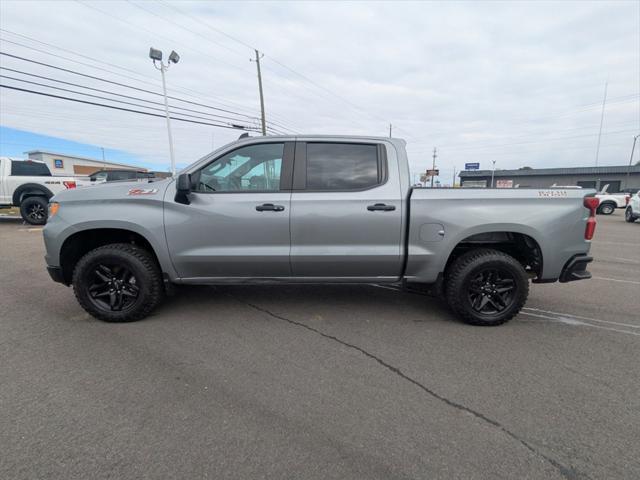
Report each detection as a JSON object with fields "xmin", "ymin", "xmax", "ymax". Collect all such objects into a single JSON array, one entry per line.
[
  {"xmin": 12, "ymin": 183, "xmax": 54, "ymax": 206},
  {"xmin": 59, "ymin": 228, "xmax": 165, "ymax": 285},
  {"xmin": 444, "ymin": 230, "xmax": 543, "ymax": 279}
]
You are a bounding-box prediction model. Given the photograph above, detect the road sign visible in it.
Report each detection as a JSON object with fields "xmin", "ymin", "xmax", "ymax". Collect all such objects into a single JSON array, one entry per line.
[
  {"xmin": 426, "ymin": 169, "xmax": 439, "ymax": 176},
  {"xmin": 465, "ymin": 163, "xmax": 480, "ymax": 170}
]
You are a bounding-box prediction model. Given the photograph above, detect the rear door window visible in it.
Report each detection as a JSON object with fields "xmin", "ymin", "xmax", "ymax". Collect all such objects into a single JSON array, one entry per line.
[
  {"xmin": 305, "ymin": 143, "xmax": 380, "ymax": 190},
  {"xmin": 11, "ymin": 161, "xmax": 51, "ymax": 176}
]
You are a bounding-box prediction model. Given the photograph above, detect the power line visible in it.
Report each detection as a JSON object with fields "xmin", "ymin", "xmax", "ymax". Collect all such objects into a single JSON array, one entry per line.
[
  {"xmin": 1, "ymin": 28, "xmax": 296, "ymax": 124},
  {"xmin": 0, "ymin": 35, "xmax": 301, "ymax": 134},
  {"xmin": 0, "ymin": 67, "xmax": 262, "ymax": 125},
  {"xmin": 0, "ymin": 84, "xmax": 261, "ymax": 132},
  {"xmin": 0, "ymin": 74, "xmax": 261, "ymax": 128},
  {"xmin": 0, "ymin": 51, "xmax": 263, "ymax": 120}
]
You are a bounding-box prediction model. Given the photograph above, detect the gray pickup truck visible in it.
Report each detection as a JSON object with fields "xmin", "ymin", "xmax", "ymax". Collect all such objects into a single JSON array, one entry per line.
[{"xmin": 43, "ymin": 136, "xmax": 598, "ymax": 326}]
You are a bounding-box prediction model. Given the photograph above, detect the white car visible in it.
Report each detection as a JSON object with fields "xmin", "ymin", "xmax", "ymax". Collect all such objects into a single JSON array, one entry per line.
[
  {"xmin": 625, "ymin": 191, "xmax": 640, "ymax": 223},
  {"xmin": 0, "ymin": 157, "xmax": 78, "ymax": 225}
]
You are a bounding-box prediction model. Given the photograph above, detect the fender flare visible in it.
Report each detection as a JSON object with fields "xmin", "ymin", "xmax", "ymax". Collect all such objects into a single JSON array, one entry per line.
[{"xmin": 12, "ymin": 183, "xmax": 54, "ymax": 206}]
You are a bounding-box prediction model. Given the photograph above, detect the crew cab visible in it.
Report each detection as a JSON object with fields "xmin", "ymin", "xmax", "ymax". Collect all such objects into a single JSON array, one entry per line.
[
  {"xmin": 0, "ymin": 157, "xmax": 77, "ymax": 224},
  {"xmin": 43, "ymin": 136, "xmax": 598, "ymax": 326}
]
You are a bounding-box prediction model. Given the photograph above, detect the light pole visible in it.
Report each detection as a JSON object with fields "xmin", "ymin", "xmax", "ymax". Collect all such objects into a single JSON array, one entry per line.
[
  {"xmin": 149, "ymin": 47, "xmax": 180, "ymax": 175},
  {"xmin": 490, "ymin": 160, "xmax": 496, "ymax": 188},
  {"xmin": 625, "ymin": 134, "xmax": 639, "ymax": 190}
]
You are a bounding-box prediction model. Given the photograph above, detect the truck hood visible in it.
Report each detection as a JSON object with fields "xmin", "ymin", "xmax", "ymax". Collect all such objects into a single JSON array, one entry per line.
[{"xmin": 51, "ymin": 178, "xmax": 173, "ymax": 203}]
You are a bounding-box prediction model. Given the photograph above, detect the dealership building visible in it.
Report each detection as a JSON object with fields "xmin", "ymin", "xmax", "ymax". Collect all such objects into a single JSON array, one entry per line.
[
  {"xmin": 459, "ymin": 165, "xmax": 640, "ymax": 192},
  {"xmin": 25, "ymin": 150, "xmax": 146, "ymax": 176}
]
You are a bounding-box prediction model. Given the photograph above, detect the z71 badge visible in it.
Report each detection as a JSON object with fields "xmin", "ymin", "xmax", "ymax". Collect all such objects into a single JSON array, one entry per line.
[{"xmin": 128, "ymin": 188, "xmax": 158, "ymax": 196}]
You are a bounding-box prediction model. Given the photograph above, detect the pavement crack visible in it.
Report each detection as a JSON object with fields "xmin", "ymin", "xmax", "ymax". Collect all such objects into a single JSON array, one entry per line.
[{"xmin": 231, "ymin": 295, "xmax": 586, "ymax": 480}]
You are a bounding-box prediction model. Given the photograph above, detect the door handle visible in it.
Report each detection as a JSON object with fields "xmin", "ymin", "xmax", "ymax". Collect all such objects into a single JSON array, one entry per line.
[
  {"xmin": 256, "ymin": 203, "xmax": 285, "ymax": 212},
  {"xmin": 367, "ymin": 203, "xmax": 396, "ymax": 211}
]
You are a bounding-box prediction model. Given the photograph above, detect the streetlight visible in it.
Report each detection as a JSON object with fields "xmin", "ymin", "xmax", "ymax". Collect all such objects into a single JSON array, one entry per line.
[
  {"xmin": 490, "ymin": 160, "xmax": 496, "ymax": 188},
  {"xmin": 149, "ymin": 47, "xmax": 180, "ymax": 175},
  {"xmin": 625, "ymin": 134, "xmax": 639, "ymax": 190}
]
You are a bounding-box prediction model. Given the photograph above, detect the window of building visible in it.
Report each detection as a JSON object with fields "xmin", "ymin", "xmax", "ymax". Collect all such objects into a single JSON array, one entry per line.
[{"xmin": 306, "ymin": 143, "xmax": 380, "ymax": 191}]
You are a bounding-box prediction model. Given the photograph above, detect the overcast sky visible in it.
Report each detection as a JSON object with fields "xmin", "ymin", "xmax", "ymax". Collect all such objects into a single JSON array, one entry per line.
[{"xmin": 1, "ymin": 0, "xmax": 639, "ymax": 181}]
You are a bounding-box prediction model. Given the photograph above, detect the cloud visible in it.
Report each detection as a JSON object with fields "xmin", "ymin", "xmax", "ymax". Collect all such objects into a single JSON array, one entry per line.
[{"xmin": 0, "ymin": 0, "xmax": 638, "ymax": 179}]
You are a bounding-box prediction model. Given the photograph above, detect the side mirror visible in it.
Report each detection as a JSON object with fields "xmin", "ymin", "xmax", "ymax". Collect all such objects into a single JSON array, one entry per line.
[{"xmin": 175, "ymin": 173, "xmax": 191, "ymax": 205}]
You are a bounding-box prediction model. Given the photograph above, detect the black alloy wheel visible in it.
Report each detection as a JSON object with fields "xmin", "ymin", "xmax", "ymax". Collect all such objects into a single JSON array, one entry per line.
[
  {"xmin": 87, "ymin": 263, "xmax": 140, "ymax": 312},
  {"xmin": 466, "ymin": 268, "xmax": 517, "ymax": 315}
]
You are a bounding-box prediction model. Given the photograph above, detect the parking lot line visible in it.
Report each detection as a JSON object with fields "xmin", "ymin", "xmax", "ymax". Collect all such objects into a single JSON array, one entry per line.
[
  {"xmin": 520, "ymin": 311, "xmax": 640, "ymax": 338},
  {"xmin": 523, "ymin": 307, "xmax": 640, "ymax": 329},
  {"xmin": 592, "ymin": 276, "xmax": 640, "ymax": 285}
]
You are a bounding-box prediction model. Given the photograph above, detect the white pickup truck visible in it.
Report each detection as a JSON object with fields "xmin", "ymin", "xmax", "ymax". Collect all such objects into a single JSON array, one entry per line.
[
  {"xmin": 595, "ymin": 184, "xmax": 630, "ymax": 215},
  {"xmin": 0, "ymin": 157, "xmax": 78, "ymax": 225}
]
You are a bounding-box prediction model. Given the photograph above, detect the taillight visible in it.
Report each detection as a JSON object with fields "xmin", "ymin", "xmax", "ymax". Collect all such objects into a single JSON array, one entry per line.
[
  {"xmin": 63, "ymin": 181, "xmax": 76, "ymax": 189},
  {"xmin": 583, "ymin": 197, "xmax": 598, "ymax": 240},
  {"xmin": 625, "ymin": 195, "xmax": 630, "ymax": 206}
]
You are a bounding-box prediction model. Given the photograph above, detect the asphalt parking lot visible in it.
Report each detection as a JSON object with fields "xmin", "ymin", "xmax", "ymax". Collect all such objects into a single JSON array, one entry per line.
[{"xmin": 1, "ymin": 212, "xmax": 638, "ymax": 480}]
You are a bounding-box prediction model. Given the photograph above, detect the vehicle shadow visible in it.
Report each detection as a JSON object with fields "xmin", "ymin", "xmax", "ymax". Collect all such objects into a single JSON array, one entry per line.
[
  {"xmin": 0, "ymin": 216, "xmax": 23, "ymax": 224},
  {"xmin": 158, "ymin": 283, "xmax": 456, "ymax": 326}
]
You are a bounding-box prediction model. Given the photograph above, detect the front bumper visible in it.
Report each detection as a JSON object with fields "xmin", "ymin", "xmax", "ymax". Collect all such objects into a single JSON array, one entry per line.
[
  {"xmin": 559, "ymin": 254, "xmax": 593, "ymax": 283},
  {"xmin": 47, "ymin": 265, "xmax": 67, "ymax": 285}
]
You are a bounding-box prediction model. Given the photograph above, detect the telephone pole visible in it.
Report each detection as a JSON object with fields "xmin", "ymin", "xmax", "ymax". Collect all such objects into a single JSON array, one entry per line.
[
  {"xmin": 252, "ymin": 49, "xmax": 267, "ymax": 136},
  {"xmin": 452, "ymin": 166, "xmax": 456, "ymax": 188},
  {"xmin": 430, "ymin": 147, "xmax": 437, "ymax": 188},
  {"xmin": 389, "ymin": 123, "xmax": 392, "ymax": 138}
]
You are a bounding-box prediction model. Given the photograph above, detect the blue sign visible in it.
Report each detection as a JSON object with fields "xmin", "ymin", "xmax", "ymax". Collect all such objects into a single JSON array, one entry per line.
[
  {"xmin": 465, "ymin": 162, "xmax": 480, "ymax": 170},
  {"xmin": 54, "ymin": 159, "xmax": 64, "ymax": 169}
]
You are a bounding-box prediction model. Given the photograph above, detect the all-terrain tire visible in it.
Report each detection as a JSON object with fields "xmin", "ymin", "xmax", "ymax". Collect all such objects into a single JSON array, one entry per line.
[
  {"xmin": 72, "ymin": 243, "xmax": 163, "ymax": 322},
  {"xmin": 445, "ymin": 248, "xmax": 529, "ymax": 326},
  {"xmin": 20, "ymin": 196, "xmax": 48, "ymax": 225}
]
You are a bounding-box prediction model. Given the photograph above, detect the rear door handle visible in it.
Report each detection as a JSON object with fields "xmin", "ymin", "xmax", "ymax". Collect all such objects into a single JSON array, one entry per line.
[
  {"xmin": 256, "ymin": 203, "xmax": 285, "ymax": 212},
  {"xmin": 367, "ymin": 203, "xmax": 396, "ymax": 211}
]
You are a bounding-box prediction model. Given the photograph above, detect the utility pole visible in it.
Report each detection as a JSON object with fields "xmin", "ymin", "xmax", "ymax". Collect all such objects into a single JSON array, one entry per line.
[
  {"xmin": 389, "ymin": 123, "xmax": 392, "ymax": 138},
  {"xmin": 595, "ymin": 80, "xmax": 608, "ymax": 167},
  {"xmin": 490, "ymin": 160, "xmax": 497, "ymax": 188},
  {"xmin": 101, "ymin": 147, "xmax": 106, "ymax": 168},
  {"xmin": 252, "ymin": 49, "xmax": 267, "ymax": 136},
  {"xmin": 452, "ymin": 166, "xmax": 456, "ymax": 188},
  {"xmin": 430, "ymin": 147, "xmax": 437, "ymax": 188},
  {"xmin": 625, "ymin": 134, "xmax": 639, "ymax": 190}
]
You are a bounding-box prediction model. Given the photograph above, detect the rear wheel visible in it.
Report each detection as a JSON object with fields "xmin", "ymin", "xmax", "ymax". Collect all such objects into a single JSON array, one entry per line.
[
  {"xmin": 597, "ymin": 203, "xmax": 615, "ymax": 215},
  {"xmin": 445, "ymin": 249, "xmax": 529, "ymax": 326},
  {"xmin": 20, "ymin": 196, "xmax": 48, "ymax": 225},
  {"xmin": 625, "ymin": 207, "xmax": 636, "ymax": 223},
  {"xmin": 72, "ymin": 243, "xmax": 163, "ymax": 322}
]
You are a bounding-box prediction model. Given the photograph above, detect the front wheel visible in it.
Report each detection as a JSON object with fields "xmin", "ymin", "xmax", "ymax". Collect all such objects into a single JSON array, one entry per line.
[
  {"xmin": 445, "ymin": 249, "xmax": 529, "ymax": 326},
  {"xmin": 625, "ymin": 207, "xmax": 636, "ymax": 223},
  {"xmin": 20, "ymin": 196, "xmax": 48, "ymax": 225},
  {"xmin": 597, "ymin": 203, "xmax": 615, "ymax": 215},
  {"xmin": 72, "ymin": 243, "xmax": 163, "ymax": 322}
]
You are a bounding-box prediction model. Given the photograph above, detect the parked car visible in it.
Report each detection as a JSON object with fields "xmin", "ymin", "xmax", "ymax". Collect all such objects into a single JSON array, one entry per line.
[
  {"xmin": 596, "ymin": 184, "xmax": 630, "ymax": 215},
  {"xmin": 625, "ymin": 191, "xmax": 640, "ymax": 223},
  {"xmin": 0, "ymin": 157, "xmax": 77, "ymax": 225},
  {"xmin": 89, "ymin": 169, "xmax": 155, "ymax": 183},
  {"xmin": 43, "ymin": 136, "xmax": 597, "ymax": 326}
]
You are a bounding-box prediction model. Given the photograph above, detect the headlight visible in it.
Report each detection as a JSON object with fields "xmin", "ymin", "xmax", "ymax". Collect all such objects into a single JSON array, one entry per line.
[{"xmin": 48, "ymin": 202, "xmax": 60, "ymax": 218}]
